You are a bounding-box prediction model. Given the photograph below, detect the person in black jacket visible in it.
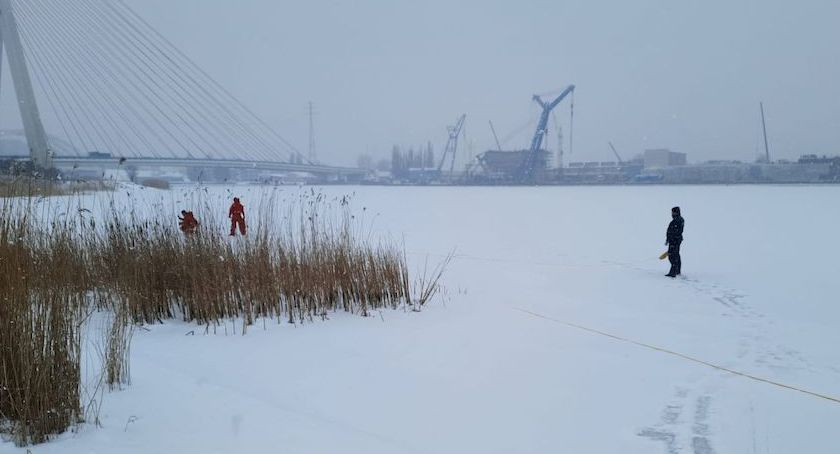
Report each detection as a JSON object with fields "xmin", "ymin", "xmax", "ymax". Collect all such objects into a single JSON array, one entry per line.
[{"xmin": 665, "ymin": 206, "xmax": 684, "ymax": 277}]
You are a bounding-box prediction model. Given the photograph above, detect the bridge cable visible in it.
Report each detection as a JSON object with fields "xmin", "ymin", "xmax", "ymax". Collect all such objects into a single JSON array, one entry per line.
[
  {"xmin": 106, "ymin": 0, "xmax": 287, "ymax": 162},
  {"xmin": 18, "ymin": 0, "xmax": 163, "ymax": 158},
  {"xmin": 97, "ymin": 0, "xmax": 281, "ymax": 162},
  {"xmin": 28, "ymin": 0, "xmax": 142, "ymax": 158},
  {"xmin": 14, "ymin": 0, "xmax": 114, "ymax": 156},
  {"xmin": 76, "ymin": 0, "xmax": 241, "ymax": 161},
  {"xmin": 58, "ymin": 0, "xmax": 202, "ymax": 159},
  {"xmin": 12, "ymin": 0, "xmax": 307, "ymax": 165},
  {"xmin": 17, "ymin": 0, "xmax": 136, "ymax": 158},
  {"xmin": 12, "ymin": 3, "xmax": 83, "ymax": 157},
  {"xmin": 81, "ymin": 0, "xmax": 276, "ymax": 162},
  {"xmin": 73, "ymin": 0, "xmax": 219, "ymax": 160},
  {"xmin": 24, "ymin": 0, "xmax": 177, "ymax": 159},
  {"xmin": 112, "ymin": 0, "xmax": 306, "ymax": 163}
]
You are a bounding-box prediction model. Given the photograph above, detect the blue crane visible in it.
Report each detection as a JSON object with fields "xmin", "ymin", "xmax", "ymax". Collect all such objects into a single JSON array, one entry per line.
[{"xmin": 518, "ymin": 85, "xmax": 575, "ymax": 182}]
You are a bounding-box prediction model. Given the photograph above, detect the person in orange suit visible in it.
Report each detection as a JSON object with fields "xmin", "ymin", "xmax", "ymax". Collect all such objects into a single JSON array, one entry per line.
[
  {"xmin": 178, "ymin": 210, "xmax": 199, "ymax": 235},
  {"xmin": 228, "ymin": 197, "xmax": 246, "ymax": 236}
]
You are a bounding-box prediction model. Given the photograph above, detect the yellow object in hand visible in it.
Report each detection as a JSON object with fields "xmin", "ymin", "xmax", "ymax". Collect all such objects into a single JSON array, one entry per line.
[{"xmin": 659, "ymin": 251, "xmax": 669, "ymax": 260}]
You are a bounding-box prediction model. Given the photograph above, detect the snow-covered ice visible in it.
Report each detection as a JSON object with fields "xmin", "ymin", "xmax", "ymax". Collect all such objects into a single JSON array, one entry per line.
[{"xmin": 4, "ymin": 184, "xmax": 839, "ymax": 453}]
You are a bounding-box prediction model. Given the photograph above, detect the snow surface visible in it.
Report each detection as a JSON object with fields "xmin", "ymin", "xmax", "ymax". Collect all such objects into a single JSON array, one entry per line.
[{"xmin": 4, "ymin": 184, "xmax": 840, "ymax": 453}]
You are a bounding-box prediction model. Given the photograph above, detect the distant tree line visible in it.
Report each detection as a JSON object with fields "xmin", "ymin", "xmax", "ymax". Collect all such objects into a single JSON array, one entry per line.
[
  {"xmin": 356, "ymin": 142, "xmax": 437, "ymax": 177},
  {"xmin": 390, "ymin": 143, "xmax": 435, "ymax": 177}
]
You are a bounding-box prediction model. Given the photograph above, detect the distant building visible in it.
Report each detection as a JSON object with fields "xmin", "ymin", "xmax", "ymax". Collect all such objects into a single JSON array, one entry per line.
[
  {"xmin": 644, "ymin": 149, "xmax": 686, "ymax": 169},
  {"xmin": 659, "ymin": 160, "xmax": 834, "ymax": 184},
  {"xmin": 562, "ymin": 160, "xmax": 643, "ymax": 184},
  {"xmin": 476, "ymin": 149, "xmax": 551, "ymax": 180}
]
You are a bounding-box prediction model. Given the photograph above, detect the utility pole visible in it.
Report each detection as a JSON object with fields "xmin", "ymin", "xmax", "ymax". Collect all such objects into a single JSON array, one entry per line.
[
  {"xmin": 760, "ymin": 102, "xmax": 770, "ymax": 163},
  {"xmin": 308, "ymin": 101, "xmax": 317, "ymax": 163},
  {"xmin": 0, "ymin": 0, "xmax": 52, "ymax": 168}
]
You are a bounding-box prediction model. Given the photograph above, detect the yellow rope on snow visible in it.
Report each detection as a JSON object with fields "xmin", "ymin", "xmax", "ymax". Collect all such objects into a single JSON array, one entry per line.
[{"xmin": 513, "ymin": 307, "xmax": 840, "ymax": 406}]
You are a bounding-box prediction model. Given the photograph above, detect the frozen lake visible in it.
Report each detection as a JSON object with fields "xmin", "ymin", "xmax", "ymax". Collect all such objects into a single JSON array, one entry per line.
[{"xmin": 7, "ymin": 184, "xmax": 840, "ymax": 453}]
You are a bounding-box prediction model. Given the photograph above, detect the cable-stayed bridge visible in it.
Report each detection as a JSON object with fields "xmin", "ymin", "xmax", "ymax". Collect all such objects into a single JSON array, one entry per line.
[{"xmin": 0, "ymin": 0, "xmax": 364, "ymax": 180}]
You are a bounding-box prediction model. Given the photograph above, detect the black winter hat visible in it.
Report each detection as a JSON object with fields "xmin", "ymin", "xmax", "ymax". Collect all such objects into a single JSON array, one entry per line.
[{"xmin": 671, "ymin": 206, "xmax": 681, "ymax": 214}]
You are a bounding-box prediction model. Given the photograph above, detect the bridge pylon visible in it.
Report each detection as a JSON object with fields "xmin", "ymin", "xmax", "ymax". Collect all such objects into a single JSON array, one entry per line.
[{"xmin": 0, "ymin": 0, "xmax": 51, "ymax": 169}]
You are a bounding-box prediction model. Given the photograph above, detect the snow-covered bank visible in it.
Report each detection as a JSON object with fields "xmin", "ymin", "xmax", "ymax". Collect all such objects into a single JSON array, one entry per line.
[{"xmin": 5, "ymin": 184, "xmax": 839, "ymax": 453}]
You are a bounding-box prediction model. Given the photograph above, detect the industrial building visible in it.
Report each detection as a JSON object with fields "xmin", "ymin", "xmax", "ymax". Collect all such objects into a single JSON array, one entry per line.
[
  {"xmin": 561, "ymin": 161, "xmax": 643, "ymax": 184},
  {"xmin": 475, "ymin": 150, "xmax": 551, "ymax": 182},
  {"xmin": 653, "ymin": 156, "xmax": 839, "ymax": 184},
  {"xmin": 643, "ymin": 149, "xmax": 687, "ymax": 169}
]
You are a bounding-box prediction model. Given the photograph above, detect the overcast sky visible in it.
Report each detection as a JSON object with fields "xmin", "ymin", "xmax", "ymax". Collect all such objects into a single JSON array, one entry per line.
[{"xmin": 4, "ymin": 0, "xmax": 840, "ymax": 166}]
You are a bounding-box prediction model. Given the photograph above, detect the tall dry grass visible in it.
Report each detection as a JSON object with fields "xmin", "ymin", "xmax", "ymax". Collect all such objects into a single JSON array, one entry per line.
[
  {"xmin": 0, "ymin": 176, "xmax": 114, "ymax": 198},
  {"xmin": 89, "ymin": 190, "xmax": 432, "ymax": 330},
  {"xmin": 1, "ymin": 185, "xmax": 446, "ymax": 445},
  {"xmin": 0, "ymin": 197, "xmax": 87, "ymax": 445}
]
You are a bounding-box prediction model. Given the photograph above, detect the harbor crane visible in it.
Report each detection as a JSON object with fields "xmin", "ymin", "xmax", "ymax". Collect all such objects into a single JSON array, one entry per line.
[
  {"xmin": 488, "ymin": 120, "xmax": 503, "ymax": 152},
  {"xmin": 608, "ymin": 141, "xmax": 624, "ymax": 164},
  {"xmin": 517, "ymin": 85, "xmax": 575, "ymax": 182},
  {"xmin": 437, "ymin": 114, "xmax": 467, "ymax": 177}
]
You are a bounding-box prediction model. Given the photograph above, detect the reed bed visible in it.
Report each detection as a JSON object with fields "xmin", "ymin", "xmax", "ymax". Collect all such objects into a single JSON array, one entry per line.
[
  {"xmin": 1, "ymin": 186, "xmax": 445, "ymax": 445},
  {"xmin": 0, "ymin": 198, "xmax": 87, "ymax": 445},
  {"xmin": 0, "ymin": 176, "xmax": 114, "ymax": 198}
]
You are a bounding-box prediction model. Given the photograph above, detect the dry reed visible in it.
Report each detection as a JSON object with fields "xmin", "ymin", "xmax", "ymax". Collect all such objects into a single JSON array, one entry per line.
[
  {"xmin": 0, "ymin": 176, "xmax": 114, "ymax": 198},
  {"xmin": 0, "ymin": 196, "xmax": 85, "ymax": 445},
  {"xmin": 1, "ymin": 185, "xmax": 446, "ymax": 445}
]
